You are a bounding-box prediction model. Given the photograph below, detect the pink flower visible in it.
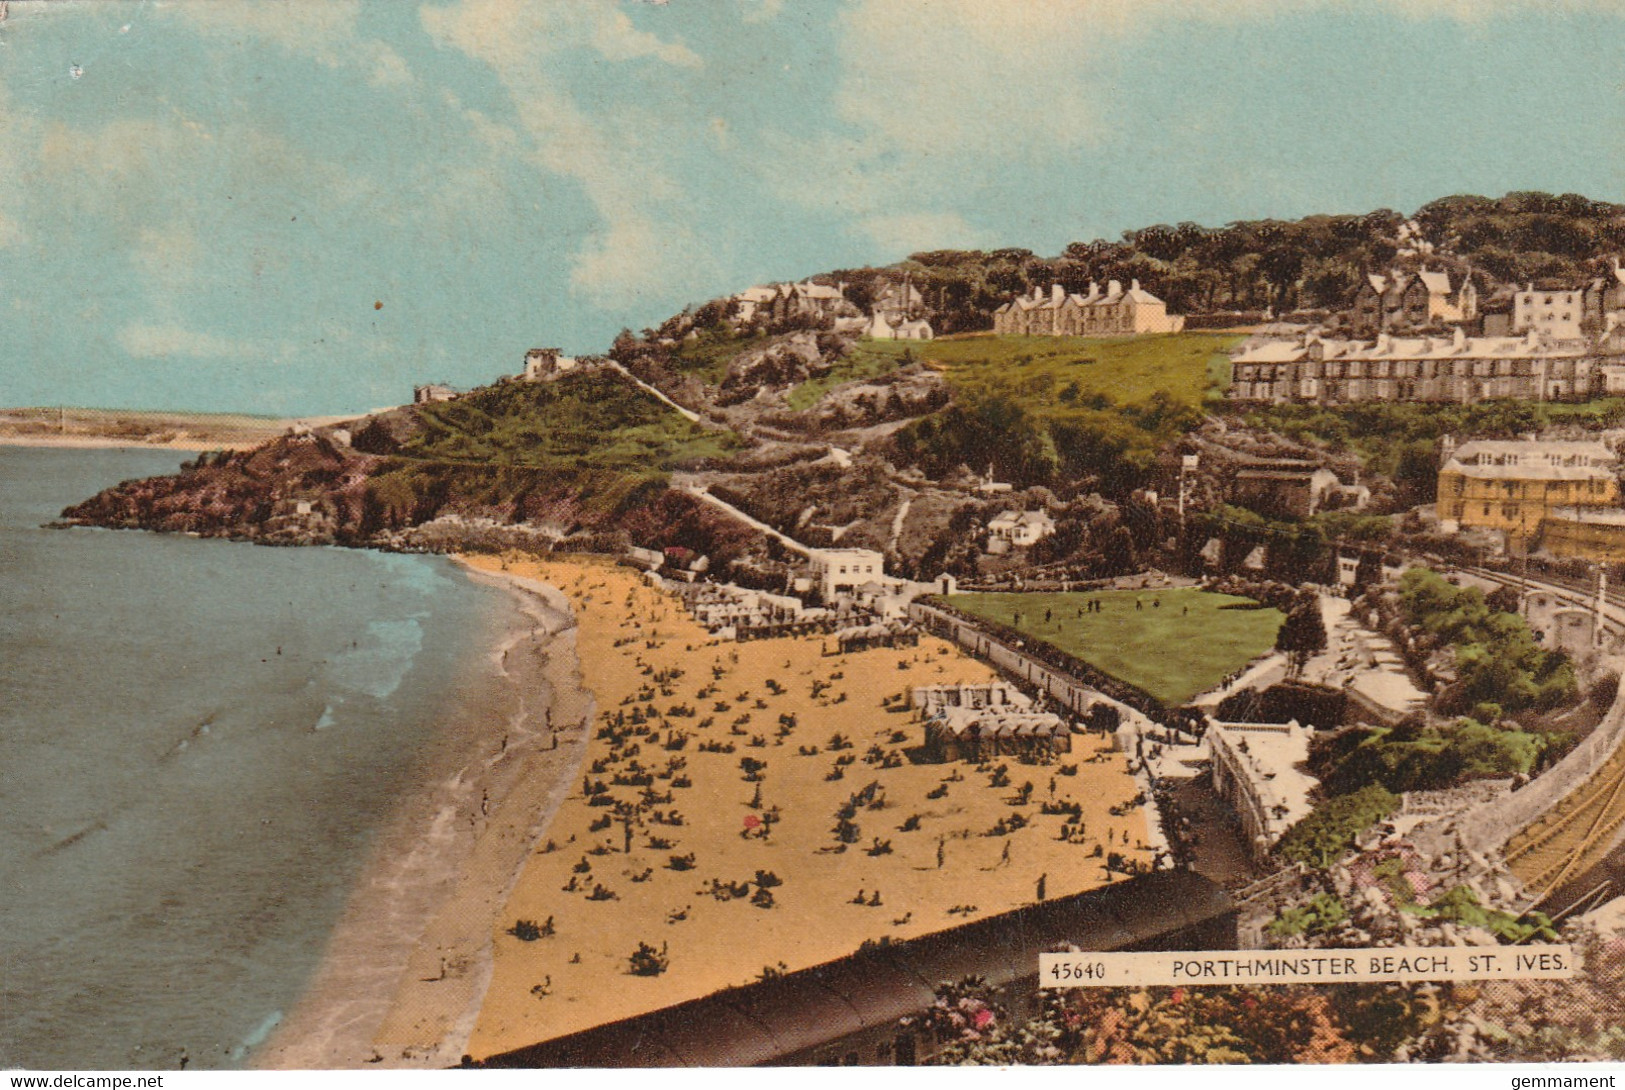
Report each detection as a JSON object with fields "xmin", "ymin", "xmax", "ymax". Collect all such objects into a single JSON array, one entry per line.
[
  {"xmin": 743, "ymin": 815, "xmax": 761, "ymax": 829},
  {"xmin": 974, "ymin": 1008, "xmax": 995, "ymax": 1030}
]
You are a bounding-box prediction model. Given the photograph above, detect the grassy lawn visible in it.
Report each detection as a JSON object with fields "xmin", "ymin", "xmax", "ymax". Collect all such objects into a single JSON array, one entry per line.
[
  {"xmin": 942, "ymin": 587, "xmax": 1283, "ymax": 706},
  {"xmin": 855, "ymin": 331, "xmax": 1244, "ymax": 410}
]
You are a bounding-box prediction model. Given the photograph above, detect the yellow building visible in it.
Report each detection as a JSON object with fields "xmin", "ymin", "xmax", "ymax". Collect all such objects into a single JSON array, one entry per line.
[
  {"xmin": 1437, "ymin": 438, "xmax": 1619, "ymax": 548},
  {"xmin": 1540, "ymin": 507, "xmax": 1625, "ymax": 563}
]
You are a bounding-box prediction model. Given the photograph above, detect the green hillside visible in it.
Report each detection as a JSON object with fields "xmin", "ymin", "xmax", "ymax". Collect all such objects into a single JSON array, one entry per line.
[
  {"xmin": 397, "ymin": 369, "xmax": 739, "ymax": 471},
  {"xmin": 863, "ymin": 331, "xmax": 1243, "ymax": 409}
]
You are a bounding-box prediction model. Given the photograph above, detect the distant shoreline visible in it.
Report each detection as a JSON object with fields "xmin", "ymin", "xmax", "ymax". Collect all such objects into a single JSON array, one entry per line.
[
  {"xmin": 0, "ymin": 434, "xmax": 251, "ymax": 452},
  {"xmin": 0, "ymin": 408, "xmax": 358, "ymax": 453}
]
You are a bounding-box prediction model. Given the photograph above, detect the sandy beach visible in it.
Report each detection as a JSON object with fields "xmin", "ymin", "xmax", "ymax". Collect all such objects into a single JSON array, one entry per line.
[
  {"xmin": 258, "ymin": 552, "xmax": 1152, "ymax": 1067},
  {"xmin": 456, "ymin": 555, "xmax": 1153, "ymax": 1061},
  {"xmin": 256, "ymin": 564, "xmax": 596, "ymax": 1069}
]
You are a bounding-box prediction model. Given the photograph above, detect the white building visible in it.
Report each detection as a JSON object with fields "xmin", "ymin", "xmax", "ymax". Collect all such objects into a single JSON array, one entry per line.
[
  {"xmin": 808, "ymin": 547, "xmax": 886, "ymax": 602},
  {"xmin": 911, "ymin": 681, "xmax": 1032, "ymax": 714},
  {"xmin": 732, "ymin": 286, "xmax": 779, "ymax": 322},
  {"xmin": 1515, "ymin": 285, "xmax": 1587, "ymax": 341},
  {"xmin": 1205, "ymin": 718, "xmax": 1319, "ymax": 863},
  {"xmin": 523, "ymin": 348, "xmax": 579, "ymax": 381},
  {"xmin": 864, "ymin": 311, "xmax": 933, "ymax": 340},
  {"xmin": 987, "ymin": 509, "xmax": 1056, "ymax": 552}
]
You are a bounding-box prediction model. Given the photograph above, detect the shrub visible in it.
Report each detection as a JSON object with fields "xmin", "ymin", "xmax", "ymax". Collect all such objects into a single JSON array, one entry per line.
[
  {"xmin": 629, "ymin": 941, "xmax": 669, "ymax": 977},
  {"xmin": 1276, "ymin": 784, "xmax": 1399, "ymax": 869},
  {"xmin": 1266, "ymin": 893, "xmax": 1348, "ymax": 938}
]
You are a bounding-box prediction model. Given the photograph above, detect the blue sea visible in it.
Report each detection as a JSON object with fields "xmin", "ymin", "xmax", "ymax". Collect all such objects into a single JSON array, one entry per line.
[{"xmin": 0, "ymin": 446, "xmax": 517, "ymax": 1070}]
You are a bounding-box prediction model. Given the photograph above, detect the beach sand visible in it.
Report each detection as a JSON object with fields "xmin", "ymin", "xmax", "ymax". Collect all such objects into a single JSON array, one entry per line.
[
  {"xmin": 457, "ymin": 555, "xmax": 1153, "ymax": 1060},
  {"xmin": 256, "ymin": 566, "xmax": 595, "ymax": 1069}
]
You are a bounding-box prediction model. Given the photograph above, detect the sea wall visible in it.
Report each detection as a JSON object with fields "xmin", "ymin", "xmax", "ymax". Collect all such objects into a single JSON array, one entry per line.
[{"xmin": 1414, "ymin": 654, "xmax": 1625, "ymax": 859}]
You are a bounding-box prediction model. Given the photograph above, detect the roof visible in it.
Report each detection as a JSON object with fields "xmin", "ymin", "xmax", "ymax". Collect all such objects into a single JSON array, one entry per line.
[
  {"xmin": 935, "ymin": 707, "xmax": 1067, "ymax": 735},
  {"xmin": 1451, "ymin": 438, "xmax": 1614, "ymax": 463},
  {"xmin": 797, "ymin": 282, "xmax": 845, "ymax": 299},
  {"xmin": 1231, "ymin": 332, "xmax": 1590, "ymax": 365},
  {"xmin": 1234, "ymin": 467, "xmax": 1333, "ymax": 483},
  {"xmin": 811, "ymin": 547, "xmax": 884, "ymax": 562},
  {"xmin": 1416, "ymin": 270, "xmax": 1454, "ymax": 295}
]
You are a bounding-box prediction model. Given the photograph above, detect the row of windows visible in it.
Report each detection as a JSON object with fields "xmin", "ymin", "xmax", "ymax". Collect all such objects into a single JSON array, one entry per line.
[{"xmin": 1237, "ymin": 360, "xmax": 1586, "ymax": 380}]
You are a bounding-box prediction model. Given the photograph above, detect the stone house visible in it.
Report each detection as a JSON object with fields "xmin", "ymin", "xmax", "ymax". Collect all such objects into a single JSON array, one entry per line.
[
  {"xmin": 1349, "ymin": 268, "xmax": 1478, "ymax": 336},
  {"xmin": 1227, "ymin": 459, "xmax": 1356, "ymax": 521},
  {"xmin": 1229, "ymin": 328, "xmax": 1601, "ymax": 405},
  {"xmin": 1514, "ymin": 285, "xmax": 1587, "ymax": 341}
]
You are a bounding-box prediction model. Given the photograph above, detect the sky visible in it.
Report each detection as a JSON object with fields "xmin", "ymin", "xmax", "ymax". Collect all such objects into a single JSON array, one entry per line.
[{"xmin": 0, "ymin": 0, "xmax": 1622, "ymax": 417}]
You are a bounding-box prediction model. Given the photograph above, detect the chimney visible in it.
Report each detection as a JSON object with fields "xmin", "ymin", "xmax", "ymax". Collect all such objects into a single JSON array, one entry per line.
[
  {"xmin": 1108, "ymin": 279, "xmax": 1122, "ymax": 296},
  {"xmin": 1052, "ymin": 283, "xmax": 1064, "ymax": 305},
  {"xmin": 1131, "ymin": 279, "xmax": 1141, "ymax": 292}
]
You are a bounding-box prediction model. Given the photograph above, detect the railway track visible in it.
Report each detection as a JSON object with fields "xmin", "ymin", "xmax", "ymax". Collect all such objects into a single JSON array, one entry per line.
[
  {"xmin": 1452, "ymin": 565, "xmax": 1625, "ymax": 907},
  {"xmin": 1503, "ymin": 737, "xmax": 1625, "ymax": 906}
]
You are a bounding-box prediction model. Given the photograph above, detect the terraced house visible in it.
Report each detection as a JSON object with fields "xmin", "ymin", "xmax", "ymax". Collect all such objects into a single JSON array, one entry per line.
[
  {"xmin": 1228, "ymin": 328, "xmax": 1600, "ymax": 405},
  {"xmin": 992, "ymin": 280, "xmax": 1184, "ymax": 337}
]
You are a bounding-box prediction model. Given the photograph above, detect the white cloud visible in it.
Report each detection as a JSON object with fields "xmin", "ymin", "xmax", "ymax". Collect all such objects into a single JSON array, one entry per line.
[
  {"xmin": 117, "ymin": 323, "xmax": 257, "ymax": 359},
  {"xmin": 420, "ymin": 0, "xmax": 709, "ymax": 305},
  {"xmin": 157, "ymin": 0, "xmax": 415, "ymax": 87},
  {"xmin": 592, "ymin": 9, "xmax": 702, "ymax": 67},
  {"xmin": 737, "ymin": 0, "xmax": 785, "ymax": 24}
]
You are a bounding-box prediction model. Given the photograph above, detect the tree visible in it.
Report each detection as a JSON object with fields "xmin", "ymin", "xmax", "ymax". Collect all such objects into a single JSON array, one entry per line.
[
  {"xmin": 1275, "ymin": 596, "xmax": 1328, "ymax": 677},
  {"xmin": 1102, "ymin": 526, "xmax": 1138, "ymax": 576}
]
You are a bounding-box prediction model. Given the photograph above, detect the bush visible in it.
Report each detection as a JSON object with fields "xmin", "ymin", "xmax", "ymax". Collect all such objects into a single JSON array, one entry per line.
[
  {"xmin": 629, "ymin": 941, "xmax": 669, "ymax": 977},
  {"xmin": 1316, "ymin": 716, "xmax": 1544, "ymax": 795},
  {"xmin": 1266, "ymin": 893, "xmax": 1349, "ymax": 938},
  {"xmin": 1276, "ymin": 784, "xmax": 1399, "ymax": 869}
]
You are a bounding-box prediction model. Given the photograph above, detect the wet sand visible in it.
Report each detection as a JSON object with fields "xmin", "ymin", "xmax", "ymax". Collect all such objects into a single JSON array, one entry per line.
[
  {"xmin": 256, "ymin": 563, "xmax": 595, "ymax": 1068},
  {"xmin": 462, "ymin": 555, "xmax": 1152, "ymax": 1060}
]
